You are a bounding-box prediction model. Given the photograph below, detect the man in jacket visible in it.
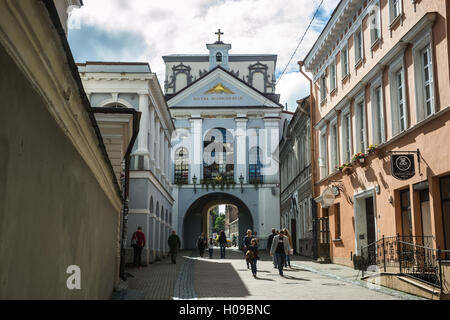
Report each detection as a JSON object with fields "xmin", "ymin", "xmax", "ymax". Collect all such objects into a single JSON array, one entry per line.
[
  {"xmin": 267, "ymin": 228, "xmax": 278, "ymax": 268},
  {"xmin": 270, "ymin": 230, "xmax": 290, "ymax": 276},
  {"xmin": 168, "ymin": 230, "xmax": 181, "ymax": 264},
  {"xmin": 131, "ymin": 226, "xmax": 146, "ymax": 268},
  {"xmin": 218, "ymin": 230, "xmax": 227, "ymax": 259}
]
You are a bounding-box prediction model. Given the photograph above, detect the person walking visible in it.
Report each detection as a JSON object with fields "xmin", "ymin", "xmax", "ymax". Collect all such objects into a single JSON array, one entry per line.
[
  {"xmin": 247, "ymin": 238, "xmax": 259, "ymax": 277},
  {"xmin": 197, "ymin": 232, "xmax": 206, "ymax": 257},
  {"xmin": 242, "ymin": 229, "xmax": 253, "ymax": 269},
  {"xmin": 208, "ymin": 237, "xmax": 214, "ymax": 259},
  {"xmin": 219, "ymin": 230, "xmax": 227, "ymax": 259},
  {"xmin": 168, "ymin": 230, "xmax": 181, "ymax": 264},
  {"xmin": 283, "ymin": 228, "xmax": 293, "ymax": 268},
  {"xmin": 131, "ymin": 226, "xmax": 146, "ymax": 269},
  {"xmin": 267, "ymin": 228, "xmax": 278, "ymax": 269},
  {"xmin": 270, "ymin": 230, "xmax": 290, "ymax": 276}
]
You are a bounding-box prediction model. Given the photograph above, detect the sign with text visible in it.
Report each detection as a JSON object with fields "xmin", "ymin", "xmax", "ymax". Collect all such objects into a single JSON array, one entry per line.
[{"xmin": 391, "ymin": 154, "xmax": 415, "ymax": 180}]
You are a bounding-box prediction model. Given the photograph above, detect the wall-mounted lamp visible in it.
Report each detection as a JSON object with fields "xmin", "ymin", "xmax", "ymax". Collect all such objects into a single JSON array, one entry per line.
[
  {"xmin": 192, "ymin": 174, "xmax": 197, "ymax": 193},
  {"xmin": 239, "ymin": 173, "xmax": 244, "ymax": 193}
]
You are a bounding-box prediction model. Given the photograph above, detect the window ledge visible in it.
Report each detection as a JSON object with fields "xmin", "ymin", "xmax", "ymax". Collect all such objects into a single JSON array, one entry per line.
[
  {"xmin": 389, "ymin": 14, "xmax": 403, "ymax": 30},
  {"xmin": 330, "ymin": 87, "xmax": 337, "ymax": 95},
  {"xmin": 333, "ymin": 238, "xmax": 343, "ymax": 243},
  {"xmin": 371, "ymin": 37, "xmax": 382, "ymax": 51},
  {"xmin": 341, "ymin": 73, "xmax": 350, "ymax": 83},
  {"xmin": 354, "ymin": 58, "xmax": 363, "ymax": 69},
  {"xmin": 320, "ymin": 98, "xmax": 327, "ymax": 106}
]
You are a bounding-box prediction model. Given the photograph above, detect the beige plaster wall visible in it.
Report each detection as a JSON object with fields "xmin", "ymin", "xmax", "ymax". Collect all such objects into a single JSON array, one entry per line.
[{"xmin": 0, "ymin": 44, "xmax": 120, "ymax": 299}]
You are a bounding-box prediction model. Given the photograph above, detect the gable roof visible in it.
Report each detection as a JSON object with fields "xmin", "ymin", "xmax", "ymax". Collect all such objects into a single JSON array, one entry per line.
[{"xmin": 166, "ymin": 65, "xmax": 284, "ymax": 109}]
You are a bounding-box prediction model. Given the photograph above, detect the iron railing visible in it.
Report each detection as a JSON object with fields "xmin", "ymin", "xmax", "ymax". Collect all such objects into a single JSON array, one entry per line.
[{"xmin": 360, "ymin": 234, "xmax": 450, "ymax": 292}]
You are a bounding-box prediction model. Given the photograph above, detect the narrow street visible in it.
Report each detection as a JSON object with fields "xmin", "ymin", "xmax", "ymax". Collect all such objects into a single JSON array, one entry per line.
[{"xmin": 114, "ymin": 248, "xmax": 422, "ymax": 300}]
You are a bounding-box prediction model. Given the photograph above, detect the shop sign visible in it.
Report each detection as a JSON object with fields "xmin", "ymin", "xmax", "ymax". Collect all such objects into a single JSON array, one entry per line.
[{"xmin": 391, "ymin": 154, "xmax": 415, "ymax": 180}]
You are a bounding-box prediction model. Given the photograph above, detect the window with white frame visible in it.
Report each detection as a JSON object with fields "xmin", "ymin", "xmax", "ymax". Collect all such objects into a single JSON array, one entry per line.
[
  {"xmin": 413, "ymin": 32, "xmax": 435, "ymax": 122},
  {"xmin": 421, "ymin": 45, "xmax": 434, "ymax": 117},
  {"xmin": 341, "ymin": 108, "xmax": 352, "ymax": 163},
  {"xmin": 330, "ymin": 119, "xmax": 339, "ymax": 171},
  {"xmin": 319, "ymin": 129, "xmax": 328, "ymax": 179},
  {"xmin": 330, "ymin": 59, "xmax": 336, "ymax": 92},
  {"xmin": 355, "ymin": 96, "xmax": 366, "ymax": 153},
  {"xmin": 354, "ymin": 26, "xmax": 364, "ymax": 64},
  {"xmin": 389, "ymin": 54, "xmax": 407, "ymax": 136},
  {"xmin": 389, "ymin": 0, "xmax": 402, "ymax": 23},
  {"xmin": 341, "ymin": 46, "xmax": 349, "ymax": 78},
  {"xmin": 371, "ymin": 80, "xmax": 385, "ymax": 145},
  {"xmin": 396, "ymin": 69, "xmax": 407, "ymax": 132},
  {"xmin": 370, "ymin": 1, "xmax": 381, "ymax": 44},
  {"xmin": 320, "ymin": 74, "xmax": 327, "ymax": 102}
]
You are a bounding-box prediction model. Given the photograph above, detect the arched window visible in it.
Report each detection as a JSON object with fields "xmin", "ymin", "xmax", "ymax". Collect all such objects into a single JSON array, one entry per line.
[
  {"xmin": 156, "ymin": 202, "xmax": 159, "ymax": 218},
  {"xmin": 174, "ymin": 147, "xmax": 189, "ymax": 184},
  {"xmin": 169, "ymin": 212, "xmax": 172, "ymax": 225},
  {"xmin": 161, "ymin": 206, "xmax": 164, "ymax": 221},
  {"xmin": 150, "ymin": 196, "xmax": 154, "ymax": 214},
  {"xmin": 203, "ymin": 128, "xmax": 234, "ymax": 182},
  {"xmin": 166, "ymin": 210, "xmax": 168, "ymax": 223},
  {"xmin": 249, "ymin": 147, "xmax": 263, "ymax": 183},
  {"xmin": 216, "ymin": 52, "xmax": 222, "ymax": 63}
]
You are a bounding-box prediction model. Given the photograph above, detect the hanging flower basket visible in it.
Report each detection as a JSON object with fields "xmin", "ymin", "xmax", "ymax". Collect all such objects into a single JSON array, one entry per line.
[{"xmin": 352, "ymin": 152, "xmax": 366, "ymax": 166}]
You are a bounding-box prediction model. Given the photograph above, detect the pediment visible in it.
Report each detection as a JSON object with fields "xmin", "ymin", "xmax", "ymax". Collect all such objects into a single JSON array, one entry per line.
[{"xmin": 167, "ymin": 68, "xmax": 281, "ymax": 108}]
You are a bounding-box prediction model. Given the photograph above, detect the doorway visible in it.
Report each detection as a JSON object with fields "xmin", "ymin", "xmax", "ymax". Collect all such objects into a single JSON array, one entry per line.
[
  {"xmin": 354, "ymin": 189, "xmax": 377, "ymax": 255},
  {"xmin": 291, "ymin": 219, "xmax": 297, "ymax": 253}
]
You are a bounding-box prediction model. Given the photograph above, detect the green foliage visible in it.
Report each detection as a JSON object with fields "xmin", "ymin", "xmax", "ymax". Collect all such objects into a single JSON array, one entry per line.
[{"xmin": 214, "ymin": 214, "xmax": 225, "ymax": 232}]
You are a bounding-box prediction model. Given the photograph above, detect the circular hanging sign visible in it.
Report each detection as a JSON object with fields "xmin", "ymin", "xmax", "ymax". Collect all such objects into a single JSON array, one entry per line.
[{"xmin": 391, "ymin": 154, "xmax": 415, "ymax": 180}]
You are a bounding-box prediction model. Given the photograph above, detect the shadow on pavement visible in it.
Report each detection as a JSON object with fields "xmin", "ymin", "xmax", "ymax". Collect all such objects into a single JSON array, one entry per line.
[{"xmin": 193, "ymin": 259, "xmax": 250, "ymax": 298}]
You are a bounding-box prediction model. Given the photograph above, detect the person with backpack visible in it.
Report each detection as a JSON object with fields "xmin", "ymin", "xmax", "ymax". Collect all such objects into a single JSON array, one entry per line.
[
  {"xmin": 283, "ymin": 228, "xmax": 294, "ymax": 268},
  {"xmin": 131, "ymin": 226, "xmax": 146, "ymax": 269},
  {"xmin": 242, "ymin": 229, "xmax": 253, "ymax": 269},
  {"xmin": 197, "ymin": 232, "xmax": 206, "ymax": 257},
  {"xmin": 168, "ymin": 230, "xmax": 181, "ymax": 264},
  {"xmin": 267, "ymin": 228, "xmax": 278, "ymax": 268},
  {"xmin": 270, "ymin": 230, "xmax": 290, "ymax": 276},
  {"xmin": 246, "ymin": 238, "xmax": 259, "ymax": 278},
  {"xmin": 218, "ymin": 230, "xmax": 227, "ymax": 259}
]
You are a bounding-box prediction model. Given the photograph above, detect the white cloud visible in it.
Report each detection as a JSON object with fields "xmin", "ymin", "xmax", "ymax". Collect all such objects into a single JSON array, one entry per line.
[
  {"xmin": 70, "ymin": 0, "xmax": 339, "ymax": 108},
  {"xmin": 276, "ymin": 72, "xmax": 310, "ymax": 112}
]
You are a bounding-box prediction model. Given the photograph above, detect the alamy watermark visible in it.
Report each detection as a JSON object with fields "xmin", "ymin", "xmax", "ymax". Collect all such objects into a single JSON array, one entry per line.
[{"xmin": 66, "ymin": 265, "xmax": 81, "ymax": 290}]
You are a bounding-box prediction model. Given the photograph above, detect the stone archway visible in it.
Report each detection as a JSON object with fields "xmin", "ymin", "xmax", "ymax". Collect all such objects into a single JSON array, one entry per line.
[{"xmin": 182, "ymin": 192, "xmax": 254, "ymax": 249}]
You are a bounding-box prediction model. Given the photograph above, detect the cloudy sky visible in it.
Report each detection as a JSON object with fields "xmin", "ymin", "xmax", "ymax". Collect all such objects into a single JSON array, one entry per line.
[{"xmin": 68, "ymin": 0, "xmax": 340, "ymax": 112}]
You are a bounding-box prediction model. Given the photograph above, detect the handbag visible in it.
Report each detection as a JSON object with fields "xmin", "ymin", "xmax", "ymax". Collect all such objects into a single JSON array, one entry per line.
[
  {"xmin": 289, "ymin": 248, "xmax": 294, "ymax": 255},
  {"xmin": 131, "ymin": 237, "xmax": 137, "ymax": 247}
]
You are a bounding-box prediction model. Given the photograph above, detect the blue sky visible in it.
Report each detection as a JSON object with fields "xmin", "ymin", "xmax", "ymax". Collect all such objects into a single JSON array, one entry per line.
[{"xmin": 68, "ymin": 0, "xmax": 340, "ymax": 112}]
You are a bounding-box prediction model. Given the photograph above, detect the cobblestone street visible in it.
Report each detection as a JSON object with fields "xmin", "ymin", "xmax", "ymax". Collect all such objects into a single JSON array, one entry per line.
[{"xmin": 114, "ymin": 248, "xmax": 423, "ymax": 300}]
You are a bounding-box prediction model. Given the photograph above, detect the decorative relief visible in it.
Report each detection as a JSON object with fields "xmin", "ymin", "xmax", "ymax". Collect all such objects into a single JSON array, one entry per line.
[
  {"xmin": 247, "ymin": 62, "xmax": 276, "ymax": 93},
  {"xmin": 204, "ymin": 83, "xmax": 234, "ymax": 95},
  {"xmin": 164, "ymin": 63, "xmax": 193, "ymax": 93}
]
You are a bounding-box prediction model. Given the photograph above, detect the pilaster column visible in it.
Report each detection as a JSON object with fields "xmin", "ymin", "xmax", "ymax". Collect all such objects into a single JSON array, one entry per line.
[
  {"xmin": 189, "ymin": 117, "xmax": 203, "ymax": 182},
  {"xmin": 149, "ymin": 103, "xmax": 155, "ymax": 166},
  {"xmin": 263, "ymin": 117, "xmax": 280, "ymax": 183},
  {"xmin": 165, "ymin": 137, "xmax": 170, "ymax": 184},
  {"xmin": 235, "ymin": 117, "xmax": 248, "ymax": 184},
  {"xmin": 136, "ymin": 94, "xmax": 150, "ymax": 168},
  {"xmin": 160, "ymin": 127, "xmax": 165, "ymax": 179},
  {"xmin": 155, "ymin": 120, "xmax": 161, "ymax": 173}
]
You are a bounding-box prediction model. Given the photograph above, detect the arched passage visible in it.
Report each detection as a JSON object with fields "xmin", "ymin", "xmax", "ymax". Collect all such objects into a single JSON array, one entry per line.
[{"xmin": 182, "ymin": 192, "xmax": 254, "ymax": 249}]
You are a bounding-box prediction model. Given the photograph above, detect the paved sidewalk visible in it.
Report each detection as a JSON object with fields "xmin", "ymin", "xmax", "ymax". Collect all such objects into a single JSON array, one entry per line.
[{"xmin": 112, "ymin": 248, "xmax": 423, "ymax": 300}]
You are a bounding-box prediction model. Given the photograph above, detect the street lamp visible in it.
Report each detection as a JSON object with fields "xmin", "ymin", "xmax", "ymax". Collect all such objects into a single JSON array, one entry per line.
[
  {"xmin": 239, "ymin": 173, "xmax": 244, "ymax": 193},
  {"xmin": 192, "ymin": 174, "xmax": 197, "ymax": 193}
]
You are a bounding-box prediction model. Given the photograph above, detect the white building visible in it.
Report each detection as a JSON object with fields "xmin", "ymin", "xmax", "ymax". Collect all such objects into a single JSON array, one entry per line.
[{"xmin": 78, "ymin": 62, "xmax": 175, "ymax": 264}]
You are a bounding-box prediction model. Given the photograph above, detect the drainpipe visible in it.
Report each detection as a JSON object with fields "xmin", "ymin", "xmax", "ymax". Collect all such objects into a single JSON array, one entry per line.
[{"xmin": 298, "ymin": 60, "xmax": 318, "ymax": 260}]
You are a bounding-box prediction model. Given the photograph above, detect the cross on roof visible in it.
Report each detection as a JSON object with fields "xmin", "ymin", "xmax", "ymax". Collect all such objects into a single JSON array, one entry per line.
[{"xmin": 215, "ymin": 29, "xmax": 224, "ymax": 42}]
